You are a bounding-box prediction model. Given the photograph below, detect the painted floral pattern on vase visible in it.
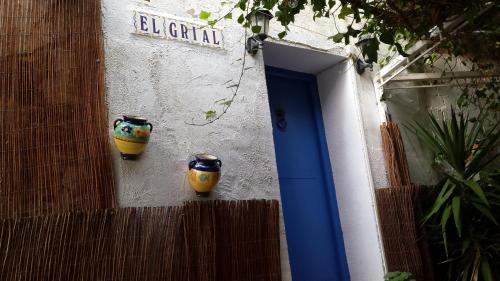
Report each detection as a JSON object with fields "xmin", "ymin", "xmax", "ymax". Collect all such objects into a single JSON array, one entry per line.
[{"xmin": 113, "ymin": 115, "xmax": 153, "ymax": 160}]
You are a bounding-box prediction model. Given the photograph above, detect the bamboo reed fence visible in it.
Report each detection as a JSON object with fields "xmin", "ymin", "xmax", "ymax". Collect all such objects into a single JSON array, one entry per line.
[
  {"xmin": 380, "ymin": 122, "xmax": 412, "ymax": 187},
  {"xmin": 0, "ymin": 200, "xmax": 282, "ymax": 281},
  {"xmin": 377, "ymin": 122, "xmax": 434, "ymax": 281},
  {"xmin": 0, "ymin": 0, "xmax": 115, "ymax": 218},
  {"xmin": 376, "ymin": 186, "xmax": 430, "ymax": 281},
  {"xmin": 183, "ymin": 200, "xmax": 282, "ymax": 281}
]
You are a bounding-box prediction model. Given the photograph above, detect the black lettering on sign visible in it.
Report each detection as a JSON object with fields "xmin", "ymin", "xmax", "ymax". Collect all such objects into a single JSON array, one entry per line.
[
  {"xmin": 134, "ymin": 11, "xmax": 223, "ymax": 48},
  {"xmin": 140, "ymin": 15, "xmax": 148, "ymax": 32},
  {"xmin": 212, "ymin": 30, "xmax": 220, "ymax": 45},
  {"xmin": 202, "ymin": 30, "xmax": 210, "ymax": 43},
  {"xmin": 169, "ymin": 22, "xmax": 177, "ymax": 38},
  {"xmin": 152, "ymin": 18, "xmax": 161, "ymax": 34},
  {"xmin": 192, "ymin": 26, "xmax": 197, "ymax": 41},
  {"xmin": 180, "ymin": 24, "xmax": 189, "ymax": 39}
]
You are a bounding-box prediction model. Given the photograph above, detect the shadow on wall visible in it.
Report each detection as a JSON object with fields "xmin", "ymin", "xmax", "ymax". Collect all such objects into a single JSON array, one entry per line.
[
  {"xmin": 386, "ymin": 86, "xmax": 434, "ymax": 185},
  {"xmin": 385, "ymin": 81, "xmax": 468, "ymax": 186}
]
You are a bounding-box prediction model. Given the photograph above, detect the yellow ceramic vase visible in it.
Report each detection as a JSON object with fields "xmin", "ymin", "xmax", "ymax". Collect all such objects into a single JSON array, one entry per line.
[
  {"xmin": 113, "ymin": 115, "xmax": 153, "ymax": 160},
  {"xmin": 188, "ymin": 154, "xmax": 222, "ymax": 197}
]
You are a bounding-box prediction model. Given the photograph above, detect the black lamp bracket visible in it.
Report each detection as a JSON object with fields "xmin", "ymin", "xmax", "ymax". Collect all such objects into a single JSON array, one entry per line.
[
  {"xmin": 246, "ymin": 36, "xmax": 263, "ymax": 55},
  {"xmin": 356, "ymin": 58, "xmax": 373, "ymax": 75}
]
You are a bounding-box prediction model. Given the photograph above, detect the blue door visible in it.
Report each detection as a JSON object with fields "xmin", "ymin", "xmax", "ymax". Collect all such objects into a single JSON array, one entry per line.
[{"xmin": 265, "ymin": 67, "xmax": 350, "ymax": 281}]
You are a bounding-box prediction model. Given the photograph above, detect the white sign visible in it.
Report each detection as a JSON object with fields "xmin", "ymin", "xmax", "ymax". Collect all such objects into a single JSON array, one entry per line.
[{"xmin": 132, "ymin": 10, "xmax": 224, "ymax": 49}]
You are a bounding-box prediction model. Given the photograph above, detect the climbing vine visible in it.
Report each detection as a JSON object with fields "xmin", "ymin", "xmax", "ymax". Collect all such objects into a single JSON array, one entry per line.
[{"xmin": 188, "ymin": 0, "xmax": 499, "ymax": 125}]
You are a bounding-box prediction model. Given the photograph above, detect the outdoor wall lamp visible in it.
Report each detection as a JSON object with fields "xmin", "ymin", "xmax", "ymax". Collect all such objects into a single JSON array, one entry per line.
[
  {"xmin": 355, "ymin": 34, "xmax": 374, "ymax": 74},
  {"xmin": 246, "ymin": 9, "xmax": 274, "ymax": 55}
]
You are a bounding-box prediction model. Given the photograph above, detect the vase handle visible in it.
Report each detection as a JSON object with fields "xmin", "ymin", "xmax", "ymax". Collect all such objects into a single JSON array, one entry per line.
[
  {"xmin": 216, "ymin": 160, "xmax": 222, "ymax": 167},
  {"xmin": 113, "ymin": 118, "xmax": 123, "ymax": 129},
  {"xmin": 188, "ymin": 160, "xmax": 196, "ymax": 170},
  {"xmin": 146, "ymin": 122, "xmax": 153, "ymax": 132}
]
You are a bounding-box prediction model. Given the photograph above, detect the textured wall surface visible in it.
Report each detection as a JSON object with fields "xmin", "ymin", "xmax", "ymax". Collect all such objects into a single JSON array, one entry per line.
[
  {"xmin": 102, "ymin": 0, "xmax": 278, "ymax": 206},
  {"xmin": 101, "ymin": 0, "xmax": 385, "ymax": 280},
  {"xmin": 101, "ymin": 0, "xmax": 291, "ymax": 279},
  {"xmin": 384, "ymin": 58, "xmax": 474, "ymax": 186},
  {"xmin": 354, "ymin": 70, "xmax": 390, "ymax": 189},
  {"xmin": 384, "ymin": 79, "xmax": 441, "ymax": 186}
]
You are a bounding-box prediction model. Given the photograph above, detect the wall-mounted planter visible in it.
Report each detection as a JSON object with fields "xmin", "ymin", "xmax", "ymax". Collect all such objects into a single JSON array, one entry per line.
[
  {"xmin": 113, "ymin": 115, "xmax": 153, "ymax": 160},
  {"xmin": 188, "ymin": 154, "xmax": 222, "ymax": 197}
]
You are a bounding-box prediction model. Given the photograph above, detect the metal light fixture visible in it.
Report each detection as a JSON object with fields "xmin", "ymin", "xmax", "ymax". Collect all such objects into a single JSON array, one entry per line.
[
  {"xmin": 355, "ymin": 34, "xmax": 375, "ymax": 74},
  {"xmin": 246, "ymin": 9, "xmax": 274, "ymax": 55}
]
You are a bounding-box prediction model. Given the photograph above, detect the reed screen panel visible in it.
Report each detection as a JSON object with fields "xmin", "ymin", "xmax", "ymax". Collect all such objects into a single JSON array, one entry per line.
[
  {"xmin": 0, "ymin": 200, "xmax": 282, "ymax": 281},
  {"xmin": 0, "ymin": 0, "xmax": 115, "ymax": 218},
  {"xmin": 380, "ymin": 122, "xmax": 411, "ymax": 187},
  {"xmin": 376, "ymin": 186, "xmax": 435, "ymax": 281}
]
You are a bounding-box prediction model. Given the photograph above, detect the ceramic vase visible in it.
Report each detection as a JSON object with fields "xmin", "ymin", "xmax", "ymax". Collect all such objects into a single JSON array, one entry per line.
[
  {"xmin": 113, "ymin": 115, "xmax": 153, "ymax": 160},
  {"xmin": 188, "ymin": 154, "xmax": 222, "ymax": 197}
]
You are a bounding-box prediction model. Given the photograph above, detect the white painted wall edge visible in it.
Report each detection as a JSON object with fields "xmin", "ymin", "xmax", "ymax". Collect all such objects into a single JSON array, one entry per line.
[
  {"xmin": 317, "ymin": 61, "xmax": 386, "ymax": 281},
  {"xmin": 349, "ymin": 63, "xmax": 388, "ymax": 273}
]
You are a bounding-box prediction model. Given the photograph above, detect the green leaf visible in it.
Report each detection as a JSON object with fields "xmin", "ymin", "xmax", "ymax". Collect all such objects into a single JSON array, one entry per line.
[
  {"xmin": 407, "ymin": 122, "xmax": 442, "ymax": 155},
  {"xmin": 205, "ymin": 110, "xmax": 217, "ymax": 120},
  {"xmin": 441, "ymin": 205, "xmax": 452, "ymax": 257},
  {"xmin": 237, "ymin": 14, "xmax": 245, "ymax": 24},
  {"xmin": 251, "ymin": 26, "xmax": 262, "ymax": 34},
  {"xmin": 238, "ymin": 0, "xmax": 246, "ymax": 10},
  {"xmin": 379, "ymin": 30, "xmax": 394, "ymax": 45},
  {"xmin": 461, "ymin": 262, "xmax": 471, "ymax": 281},
  {"xmin": 218, "ymin": 100, "xmax": 232, "ymax": 107},
  {"xmin": 328, "ymin": 0, "xmax": 336, "ymax": 9},
  {"xmin": 461, "ymin": 238, "xmax": 471, "ymax": 254},
  {"xmin": 362, "ymin": 38, "xmax": 379, "ymax": 63},
  {"xmin": 404, "ymin": 40, "xmax": 416, "ymax": 51},
  {"xmin": 472, "ymin": 202, "xmax": 498, "ymax": 225},
  {"xmin": 346, "ymin": 26, "xmax": 361, "ymax": 37},
  {"xmin": 451, "ymin": 196, "xmax": 462, "ymax": 237},
  {"xmin": 263, "ymin": 0, "xmax": 277, "ymax": 9},
  {"xmin": 394, "ymin": 43, "xmax": 409, "ymax": 57},
  {"xmin": 208, "ymin": 20, "xmax": 217, "ymax": 27},
  {"xmin": 224, "ymin": 12, "xmax": 232, "ymax": 19},
  {"xmin": 199, "ymin": 10, "xmax": 211, "ymax": 20},
  {"xmin": 278, "ymin": 31, "xmax": 287, "ymax": 39},
  {"xmin": 329, "ymin": 33, "xmax": 344, "ymax": 43},
  {"xmin": 424, "ymin": 180, "xmax": 455, "ymax": 222},
  {"xmin": 338, "ymin": 6, "xmax": 353, "ymax": 20},
  {"xmin": 344, "ymin": 34, "xmax": 350, "ymax": 45},
  {"xmin": 465, "ymin": 180, "xmax": 489, "ymax": 207},
  {"xmin": 384, "ymin": 271, "xmax": 415, "ymax": 281},
  {"xmin": 480, "ymin": 258, "xmax": 494, "ymax": 281}
]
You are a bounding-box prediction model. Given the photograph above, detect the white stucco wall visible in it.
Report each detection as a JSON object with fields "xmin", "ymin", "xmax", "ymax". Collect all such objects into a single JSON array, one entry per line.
[
  {"xmin": 317, "ymin": 62, "xmax": 386, "ymax": 281},
  {"xmin": 100, "ymin": 1, "xmax": 325, "ymax": 280},
  {"xmin": 102, "ymin": 0, "xmax": 279, "ymax": 205},
  {"xmin": 383, "ymin": 57, "xmax": 485, "ymax": 186},
  {"xmin": 101, "ymin": 0, "xmax": 386, "ymax": 280}
]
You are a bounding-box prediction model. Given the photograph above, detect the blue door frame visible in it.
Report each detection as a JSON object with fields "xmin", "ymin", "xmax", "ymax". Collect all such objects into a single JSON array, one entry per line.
[{"xmin": 265, "ymin": 66, "xmax": 350, "ymax": 281}]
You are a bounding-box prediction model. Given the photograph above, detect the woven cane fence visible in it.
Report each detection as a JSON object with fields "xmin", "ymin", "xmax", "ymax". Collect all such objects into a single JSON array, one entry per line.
[
  {"xmin": 0, "ymin": 200, "xmax": 282, "ymax": 281},
  {"xmin": 0, "ymin": 0, "xmax": 115, "ymax": 218},
  {"xmin": 377, "ymin": 122, "xmax": 434, "ymax": 281},
  {"xmin": 376, "ymin": 186, "xmax": 435, "ymax": 281},
  {"xmin": 380, "ymin": 122, "xmax": 412, "ymax": 187},
  {"xmin": 182, "ymin": 200, "xmax": 282, "ymax": 281}
]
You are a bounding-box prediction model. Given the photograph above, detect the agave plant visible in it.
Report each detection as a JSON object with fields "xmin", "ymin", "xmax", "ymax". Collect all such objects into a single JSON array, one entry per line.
[{"xmin": 407, "ymin": 109, "xmax": 500, "ymax": 281}]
